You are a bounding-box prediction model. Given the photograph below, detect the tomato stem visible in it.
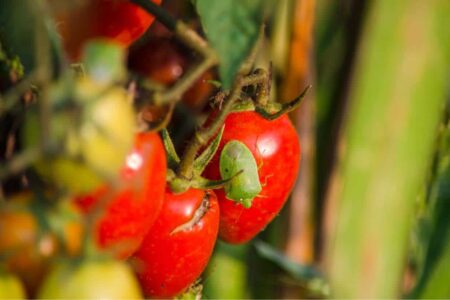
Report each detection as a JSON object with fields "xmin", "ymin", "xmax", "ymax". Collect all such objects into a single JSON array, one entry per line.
[
  {"xmin": 171, "ymin": 33, "xmax": 266, "ymax": 192},
  {"xmin": 129, "ymin": 0, "xmax": 176, "ymax": 31},
  {"xmin": 0, "ymin": 147, "xmax": 41, "ymax": 181},
  {"xmin": 153, "ymin": 55, "xmax": 217, "ymax": 105},
  {"xmin": 34, "ymin": 4, "xmax": 53, "ymax": 154},
  {"xmin": 130, "ymin": 0, "xmax": 218, "ymax": 106}
]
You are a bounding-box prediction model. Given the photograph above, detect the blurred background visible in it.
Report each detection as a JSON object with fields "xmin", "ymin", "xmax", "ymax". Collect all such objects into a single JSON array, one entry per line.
[{"xmin": 198, "ymin": 0, "xmax": 450, "ymax": 298}]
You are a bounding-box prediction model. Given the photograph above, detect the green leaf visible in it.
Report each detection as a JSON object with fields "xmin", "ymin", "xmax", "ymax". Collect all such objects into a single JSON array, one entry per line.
[
  {"xmin": 254, "ymin": 240, "xmax": 321, "ymax": 280},
  {"xmin": 219, "ymin": 140, "xmax": 261, "ymax": 207},
  {"xmin": 254, "ymin": 240, "xmax": 329, "ymax": 297},
  {"xmin": 410, "ymin": 112, "xmax": 450, "ymax": 299},
  {"xmin": 193, "ymin": 126, "xmax": 224, "ymax": 175},
  {"xmin": 161, "ymin": 129, "xmax": 181, "ymax": 170},
  {"xmin": 0, "ymin": 0, "xmax": 62, "ymax": 76},
  {"xmin": 192, "ymin": 0, "xmax": 266, "ymax": 89},
  {"xmin": 82, "ymin": 40, "xmax": 126, "ymax": 84},
  {"xmin": 325, "ymin": 0, "xmax": 450, "ymax": 297}
]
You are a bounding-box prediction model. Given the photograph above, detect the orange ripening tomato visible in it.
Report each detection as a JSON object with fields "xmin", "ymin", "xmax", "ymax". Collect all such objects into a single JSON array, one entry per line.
[{"xmin": 0, "ymin": 193, "xmax": 83, "ymax": 297}]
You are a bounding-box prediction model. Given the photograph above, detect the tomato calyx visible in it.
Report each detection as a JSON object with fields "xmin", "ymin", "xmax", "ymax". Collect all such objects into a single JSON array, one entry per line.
[
  {"xmin": 174, "ymin": 280, "xmax": 203, "ymax": 300},
  {"xmin": 226, "ymin": 84, "xmax": 311, "ymax": 121},
  {"xmin": 254, "ymin": 85, "xmax": 311, "ymax": 120},
  {"xmin": 163, "ymin": 126, "xmax": 239, "ymax": 194}
]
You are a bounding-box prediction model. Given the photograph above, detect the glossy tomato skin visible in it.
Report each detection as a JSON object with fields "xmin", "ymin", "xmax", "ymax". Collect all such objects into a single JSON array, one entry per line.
[
  {"xmin": 204, "ymin": 111, "xmax": 301, "ymax": 244},
  {"xmin": 75, "ymin": 132, "xmax": 166, "ymax": 258},
  {"xmin": 52, "ymin": 0, "xmax": 162, "ymax": 60},
  {"xmin": 129, "ymin": 37, "xmax": 187, "ymax": 85},
  {"xmin": 133, "ymin": 188, "xmax": 219, "ymax": 298}
]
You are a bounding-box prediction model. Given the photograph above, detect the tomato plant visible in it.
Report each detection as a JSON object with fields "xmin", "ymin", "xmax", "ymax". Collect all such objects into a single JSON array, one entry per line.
[
  {"xmin": 132, "ymin": 188, "xmax": 219, "ymax": 297},
  {"xmin": 204, "ymin": 111, "xmax": 301, "ymax": 244},
  {"xmin": 75, "ymin": 132, "xmax": 167, "ymax": 258},
  {"xmin": 38, "ymin": 259, "xmax": 142, "ymax": 299},
  {"xmin": 1, "ymin": 1, "xmax": 311, "ymax": 298},
  {"xmin": 50, "ymin": 0, "xmax": 162, "ymax": 60}
]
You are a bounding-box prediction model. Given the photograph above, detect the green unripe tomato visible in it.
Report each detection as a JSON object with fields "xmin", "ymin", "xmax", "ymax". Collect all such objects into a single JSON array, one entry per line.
[
  {"xmin": 23, "ymin": 77, "xmax": 135, "ymax": 194},
  {"xmin": 74, "ymin": 79, "xmax": 135, "ymax": 180},
  {"xmin": 38, "ymin": 259, "xmax": 142, "ymax": 299},
  {"xmin": 0, "ymin": 272, "xmax": 26, "ymax": 299}
]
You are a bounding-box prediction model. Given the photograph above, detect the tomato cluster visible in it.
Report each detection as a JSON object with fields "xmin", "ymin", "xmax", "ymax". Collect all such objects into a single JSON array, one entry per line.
[{"xmin": 0, "ymin": 1, "xmax": 302, "ymax": 299}]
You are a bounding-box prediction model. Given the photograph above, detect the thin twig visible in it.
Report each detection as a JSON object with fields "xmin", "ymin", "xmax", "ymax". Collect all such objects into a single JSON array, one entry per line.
[
  {"xmin": 154, "ymin": 55, "xmax": 217, "ymax": 105},
  {"xmin": 174, "ymin": 28, "xmax": 268, "ymax": 184},
  {"xmin": 0, "ymin": 148, "xmax": 41, "ymax": 180},
  {"xmin": 34, "ymin": 1, "xmax": 53, "ymax": 152},
  {"xmin": 130, "ymin": 0, "xmax": 176, "ymax": 31},
  {"xmin": 129, "ymin": 0, "xmax": 218, "ymax": 106},
  {"xmin": 0, "ymin": 69, "xmax": 44, "ymax": 116}
]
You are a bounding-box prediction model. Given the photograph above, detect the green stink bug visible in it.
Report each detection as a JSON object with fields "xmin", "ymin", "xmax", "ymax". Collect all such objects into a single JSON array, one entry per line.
[{"xmin": 219, "ymin": 140, "xmax": 262, "ymax": 208}]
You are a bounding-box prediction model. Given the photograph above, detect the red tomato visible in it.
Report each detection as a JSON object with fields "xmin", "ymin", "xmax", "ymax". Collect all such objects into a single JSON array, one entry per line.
[
  {"xmin": 129, "ymin": 37, "xmax": 187, "ymax": 85},
  {"xmin": 183, "ymin": 70, "xmax": 214, "ymax": 109},
  {"xmin": 128, "ymin": 37, "xmax": 214, "ymax": 109},
  {"xmin": 75, "ymin": 132, "xmax": 166, "ymax": 258},
  {"xmin": 204, "ymin": 111, "xmax": 301, "ymax": 244},
  {"xmin": 132, "ymin": 188, "xmax": 219, "ymax": 298},
  {"xmin": 51, "ymin": 0, "xmax": 162, "ymax": 60}
]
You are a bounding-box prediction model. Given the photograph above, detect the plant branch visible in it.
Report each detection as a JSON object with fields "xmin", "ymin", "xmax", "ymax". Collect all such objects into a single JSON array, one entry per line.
[
  {"xmin": 153, "ymin": 55, "xmax": 217, "ymax": 105},
  {"xmin": 129, "ymin": 0, "xmax": 176, "ymax": 31},
  {"xmin": 0, "ymin": 68, "xmax": 43, "ymax": 116},
  {"xmin": 175, "ymin": 76, "xmax": 243, "ymax": 182},
  {"xmin": 173, "ymin": 31, "xmax": 268, "ymax": 186},
  {"xmin": 129, "ymin": 0, "xmax": 218, "ymax": 106},
  {"xmin": 35, "ymin": 0, "xmax": 53, "ymax": 152},
  {"xmin": 0, "ymin": 148, "xmax": 41, "ymax": 181}
]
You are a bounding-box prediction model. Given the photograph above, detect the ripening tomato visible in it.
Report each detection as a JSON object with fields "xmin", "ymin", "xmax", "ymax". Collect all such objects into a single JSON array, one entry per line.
[
  {"xmin": 38, "ymin": 259, "xmax": 142, "ymax": 299},
  {"xmin": 128, "ymin": 37, "xmax": 214, "ymax": 110},
  {"xmin": 0, "ymin": 193, "xmax": 83, "ymax": 296},
  {"xmin": 50, "ymin": 0, "xmax": 162, "ymax": 60},
  {"xmin": 24, "ymin": 78, "xmax": 136, "ymax": 195},
  {"xmin": 204, "ymin": 111, "xmax": 301, "ymax": 244},
  {"xmin": 75, "ymin": 132, "xmax": 167, "ymax": 259},
  {"xmin": 132, "ymin": 188, "xmax": 219, "ymax": 298}
]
